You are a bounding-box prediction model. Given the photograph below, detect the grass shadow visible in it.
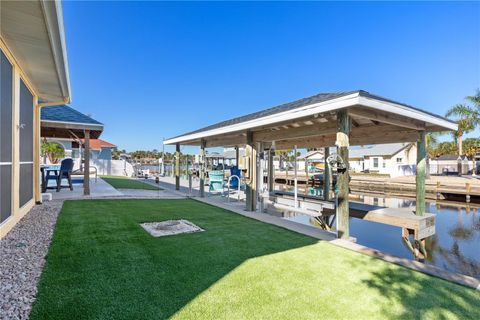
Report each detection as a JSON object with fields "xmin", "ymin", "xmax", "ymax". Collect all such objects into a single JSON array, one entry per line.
[{"xmin": 345, "ymin": 252, "xmax": 480, "ymax": 319}]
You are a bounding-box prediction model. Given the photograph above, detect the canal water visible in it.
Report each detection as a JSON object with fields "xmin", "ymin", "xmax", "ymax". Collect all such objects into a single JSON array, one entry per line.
[{"xmin": 282, "ymin": 195, "xmax": 480, "ymax": 279}]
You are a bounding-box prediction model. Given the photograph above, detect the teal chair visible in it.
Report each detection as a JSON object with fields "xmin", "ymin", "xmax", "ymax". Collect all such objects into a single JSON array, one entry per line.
[{"xmin": 208, "ymin": 170, "xmax": 225, "ymax": 195}]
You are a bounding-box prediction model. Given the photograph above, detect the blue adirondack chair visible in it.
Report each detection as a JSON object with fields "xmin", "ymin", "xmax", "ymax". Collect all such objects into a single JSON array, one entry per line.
[
  {"xmin": 228, "ymin": 166, "xmax": 241, "ymax": 189},
  {"xmin": 208, "ymin": 170, "xmax": 225, "ymax": 195}
]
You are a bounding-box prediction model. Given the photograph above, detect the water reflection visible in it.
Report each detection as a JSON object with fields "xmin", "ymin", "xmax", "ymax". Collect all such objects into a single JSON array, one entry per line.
[{"xmin": 281, "ymin": 194, "xmax": 480, "ymax": 279}]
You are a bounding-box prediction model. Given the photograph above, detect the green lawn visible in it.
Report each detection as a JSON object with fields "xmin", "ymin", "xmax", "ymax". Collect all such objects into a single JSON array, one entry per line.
[
  {"xmin": 101, "ymin": 175, "xmax": 162, "ymax": 190},
  {"xmin": 31, "ymin": 199, "xmax": 479, "ymax": 320}
]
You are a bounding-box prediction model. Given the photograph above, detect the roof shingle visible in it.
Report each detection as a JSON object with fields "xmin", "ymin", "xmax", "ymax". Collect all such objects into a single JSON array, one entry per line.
[{"xmin": 41, "ymin": 105, "xmax": 102, "ymax": 125}]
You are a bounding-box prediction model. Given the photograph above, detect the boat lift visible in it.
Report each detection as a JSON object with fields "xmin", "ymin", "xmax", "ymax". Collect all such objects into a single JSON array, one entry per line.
[{"xmin": 265, "ymin": 149, "xmax": 434, "ymax": 258}]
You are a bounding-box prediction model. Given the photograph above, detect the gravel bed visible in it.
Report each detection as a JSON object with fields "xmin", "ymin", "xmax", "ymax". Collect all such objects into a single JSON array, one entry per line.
[{"xmin": 0, "ymin": 200, "xmax": 64, "ymax": 320}]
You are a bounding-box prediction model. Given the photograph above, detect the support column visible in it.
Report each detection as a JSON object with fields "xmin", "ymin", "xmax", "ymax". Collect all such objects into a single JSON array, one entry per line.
[
  {"xmin": 323, "ymin": 147, "xmax": 330, "ymax": 200},
  {"xmin": 34, "ymin": 101, "xmax": 41, "ymax": 203},
  {"xmin": 336, "ymin": 110, "xmax": 350, "ymax": 239},
  {"xmin": 235, "ymin": 146, "xmax": 239, "ymax": 167},
  {"xmin": 268, "ymin": 147, "xmax": 274, "ymax": 192},
  {"xmin": 83, "ymin": 130, "xmax": 90, "ymax": 196},
  {"xmin": 175, "ymin": 143, "xmax": 180, "ymax": 190},
  {"xmin": 416, "ymin": 131, "xmax": 426, "ymax": 216},
  {"xmin": 257, "ymin": 143, "xmax": 265, "ymax": 212},
  {"xmin": 199, "ymin": 139, "xmax": 206, "ymax": 197},
  {"xmin": 245, "ymin": 132, "xmax": 257, "ymax": 211}
]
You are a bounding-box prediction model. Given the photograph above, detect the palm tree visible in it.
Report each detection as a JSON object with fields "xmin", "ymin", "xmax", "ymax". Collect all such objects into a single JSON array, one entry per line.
[{"xmin": 445, "ymin": 90, "xmax": 480, "ymax": 155}]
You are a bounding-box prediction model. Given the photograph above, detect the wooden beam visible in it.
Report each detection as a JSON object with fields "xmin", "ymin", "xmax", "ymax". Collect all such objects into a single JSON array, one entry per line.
[
  {"xmin": 274, "ymin": 125, "xmax": 419, "ymax": 149},
  {"xmin": 336, "ymin": 110, "xmax": 350, "ymax": 239},
  {"xmin": 349, "ymin": 108, "xmax": 425, "ymax": 131},
  {"xmin": 205, "ymin": 135, "xmax": 246, "ymax": 148},
  {"xmin": 416, "ymin": 131, "xmax": 426, "ymax": 216},
  {"xmin": 83, "ymin": 130, "xmax": 90, "ymax": 196},
  {"xmin": 175, "ymin": 143, "xmax": 180, "ymax": 190},
  {"xmin": 199, "ymin": 140, "xmax": 206, "ymax": 197},
  {"xmin": 254, "ymin": 121, "xmax": 337, "ymax": 142},
  {"xmin": 245, "ymin": 132, "xmax": 257, "ymax": 211}
]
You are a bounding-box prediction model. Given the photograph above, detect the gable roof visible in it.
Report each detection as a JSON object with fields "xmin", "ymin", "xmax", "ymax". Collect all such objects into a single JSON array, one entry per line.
[
  {"xmin": 297, "ymin": 150, "xmax": 324, "ymax": 160},
  {"xmin": 80, "ymin": 139, "xmax": 116, "ymax": 150},
  {"xmin": 349, "ymin": 143, "xmax": 411, "ymax": 158},
  {"xmin": 178, "ymin": 92, "xmax": 356, "ymax": 138},
  {"xmin": 41, "ymin": 105, "xmax": 102, "ymax": 125},
  {"xmin": 206, "ymin": 149, "xmax": 245, "ymax": 159},
  {"xmin": 40, "ymin": 105, "xmax": 103, "ymax": 139},
  {"xmin": 435, "ymin": 154, "xmax": 464, "ymax": 161},
  {"xmin": 165, "ymin": 90, "xmax": 457, "ymax": 146}
]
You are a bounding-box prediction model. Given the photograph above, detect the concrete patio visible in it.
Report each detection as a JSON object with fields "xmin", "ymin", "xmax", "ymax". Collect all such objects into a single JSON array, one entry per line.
[{"xmin": 44, "ymin": 176, "xmax": 184, "ymax": 200}]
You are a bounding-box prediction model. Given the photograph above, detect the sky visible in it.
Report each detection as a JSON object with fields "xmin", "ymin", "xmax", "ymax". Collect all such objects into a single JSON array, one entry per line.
[{"xmin": 62, "ymin": 1, "xmax": 480, "ymax": 154}]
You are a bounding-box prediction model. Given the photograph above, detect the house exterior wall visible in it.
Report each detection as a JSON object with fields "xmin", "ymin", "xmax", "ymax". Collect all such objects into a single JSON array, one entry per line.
[{"xmin": 0, "ymin": 41, "xmax": 40, "ymax": 238}]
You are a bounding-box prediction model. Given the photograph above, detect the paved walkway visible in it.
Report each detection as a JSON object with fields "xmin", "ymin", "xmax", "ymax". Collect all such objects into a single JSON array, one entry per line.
[
  {"xmin": 49, "ymin": 177, "xmax": 122, "ymax": 200},
  {"xmin": 49, "ymin": 177, "xmax": 184, "ymax": 200}
]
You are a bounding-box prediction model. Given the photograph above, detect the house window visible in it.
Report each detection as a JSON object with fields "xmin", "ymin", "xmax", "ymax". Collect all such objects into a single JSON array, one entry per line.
[
  {"xmin": 373, "ymin": 158, "xmax": 379, "ymax": 168},
  {"xmin": 397, "ymin": 158, "xmax": 403, "ymax": 163},
  {"xmin": 383, "ymin": 161, "xmax": 386, "ymax": 168}
]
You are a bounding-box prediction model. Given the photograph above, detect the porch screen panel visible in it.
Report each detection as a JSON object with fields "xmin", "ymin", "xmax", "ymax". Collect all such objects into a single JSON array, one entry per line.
[
  {"xmin": 0, "ymin": 50, "xmax": 13, "ymax": 222},
  {"xmin": 19, "ymin": 80, "xmax": 33, "ymax": 207}
]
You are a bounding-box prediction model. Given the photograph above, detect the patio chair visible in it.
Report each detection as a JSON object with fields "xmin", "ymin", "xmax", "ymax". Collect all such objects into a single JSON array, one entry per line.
[
  {"xmin": 46, "ymin": 158, "xmax": 74, "ymax": 192},
  {"xmin": 208, "ymin": 170, "xmax": 225, "ymax": 195},
  {"xmin": 228, "ymin": 166, "xmax": 241, "ymax": 190}
]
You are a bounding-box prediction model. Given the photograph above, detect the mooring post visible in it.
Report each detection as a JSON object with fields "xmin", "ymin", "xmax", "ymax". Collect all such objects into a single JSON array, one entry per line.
[
  {"xmin": 175, "ymin": 143, "xmax": 180, "ymax": 190},
  {"xmin": 323, "ymin": 146, "xmax": 330, "ymax": 200},
  {"xmin": 245, "ymin": 131, "xmax": 257, "ymax": 211},
  {"xmin": 416, "ymin": 131, "xmax": 426, "ymax": 216},
  {"xmin": 199, "ymin": 139, "xmax": 206, "ymax": 197},
  {"xmin": 336, "ymin": 110, "xmax": 350, "ymax": 239}
]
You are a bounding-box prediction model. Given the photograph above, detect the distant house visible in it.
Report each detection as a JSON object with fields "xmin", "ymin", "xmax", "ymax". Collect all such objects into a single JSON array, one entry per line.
[
  {"xmin": 79, "ymin": 139, "xmax": 117, "ymax": 160},
  {"xmin": 297, "ymin": 150, "xmax": 325, "ymax": 172},
  {"xmin": 349, "ymin": 143, "xmax": 416, "ymax": 176},
  {"xmin": 431, "ymin": 154, "xmax": 469, "ymax": 175}
]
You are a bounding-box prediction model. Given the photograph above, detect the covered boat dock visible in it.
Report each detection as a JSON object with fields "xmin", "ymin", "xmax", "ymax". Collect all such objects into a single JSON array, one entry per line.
[{"xmin": 164, "ymin": 90, "xmax": 457, "ymax": 255}]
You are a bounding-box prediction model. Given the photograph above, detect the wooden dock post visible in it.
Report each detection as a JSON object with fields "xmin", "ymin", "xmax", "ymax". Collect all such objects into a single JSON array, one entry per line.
[
  {"xmin": 175, "ymin": 143, "xmax": 180, "ymax": 190},
  {"xmin": 466, "ymin": 183, "xmax": 471, "ymax": 203},
  {"xmin": 245, "ymin": 131, "xmax": 257, "ymax": 211},
  {"xmin": 323, "ymin": 146, "xmax": 330, "ymax": 201},
  {"xmin": 199, "ymin": 139, "xmax": 206, "ymax": 197},
  {"xmin": 336, "ymin": 110, "xmax": 350, "ymax": 239},
  {"xmin": 436, "ymin": 180, "xmax": 441, "ymax": 200},
  {"xmin": 416, "ymin": 131, "xmax": 426, "ymax": 216}
]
